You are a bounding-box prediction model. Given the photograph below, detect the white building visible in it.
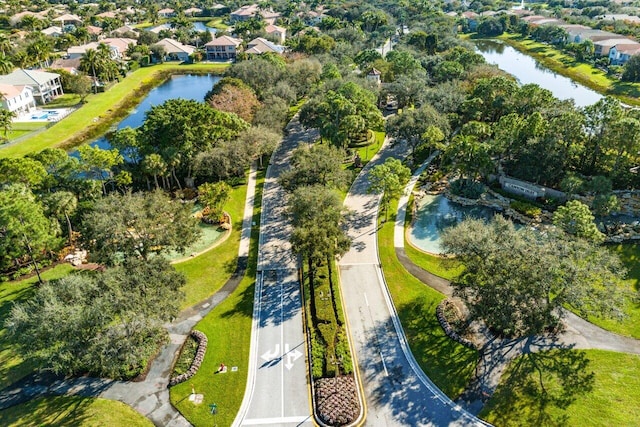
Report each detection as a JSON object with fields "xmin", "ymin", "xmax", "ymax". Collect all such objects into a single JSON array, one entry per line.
[
  {"xmin": 154, "ymin": 38, "xmax": 195, "ymax": 62},
  {"xmin": 0, "ymin": 84, "xmax": 36, "ymax": 116},
  {"xmin": 0, "ymin": 69, "xmax": 63, "ymax": 104}
]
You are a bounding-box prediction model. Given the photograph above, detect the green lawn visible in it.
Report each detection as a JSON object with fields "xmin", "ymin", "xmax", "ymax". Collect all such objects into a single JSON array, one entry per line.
[
  {"xmin": 496, "ymin": 33, "xmax": 640, "ymax": 106},
  {"xmin": 585, "ymin": 243, "xmax": 640, "ymax": 339},
  {"xmin": 0, "ymin": 395, "xmax": 153, "ymax": 426},
  {"xmin": 481, "ymin": 349, "xmax": 640, "ymax": 426},
  {"xmin": 0, "ymin": 63, "xmax": 229, "ymax": 159},
  {"xmin": 5, "ymin": 122, "xmax": 48, "ymax": 142},
  {"xmin": 205, "ymin": 17, "xmax": 230, "ymax": 30},
  {"xmin": 378, "ymin": 200, "xmax": 477, "ymax": 398},
  {"xmin": 45, "ymin": 94, "xmax": 82, "ymax": 108},
  {"xmin": 0, "ymin": 264, "xmax": 75, "ymax": 390},
  {"xmin": 170, "ymin": 170, "xmax": 264, "ymax": 427},
  {"xmin": 175, "ymin": 173, "xmax": 253, "ymax": 310}
]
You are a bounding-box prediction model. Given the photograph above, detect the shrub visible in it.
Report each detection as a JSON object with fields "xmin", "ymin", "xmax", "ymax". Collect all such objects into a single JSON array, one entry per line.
[
  {"xmin": 510, "ymin": 200, "xmax": 542, "ymax": 217},
  {"xmin": 449, "ymin": 179, "xmax": 486, "ymax": 199}
]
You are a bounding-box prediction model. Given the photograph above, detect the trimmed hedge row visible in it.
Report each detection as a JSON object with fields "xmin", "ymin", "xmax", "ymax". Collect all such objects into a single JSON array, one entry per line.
[
  {"xmin": 436, "ymin": 300, "xmax": 477, "ymax": 350},
  {"xmin": 168, "ymin": 330, "xmax": 208, "ymax": 387}
]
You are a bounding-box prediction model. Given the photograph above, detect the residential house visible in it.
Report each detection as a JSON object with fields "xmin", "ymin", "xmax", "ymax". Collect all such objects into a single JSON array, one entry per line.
[
  {"xmin": 96, "ymin": 11, "xmax": 118, "ymax": 19},
  {"xmin": 598, "ymin": 14, "xmax": 640, "ymax": 24},
  {"xmin": 9, "ymin": 11, "xmax": 46, "ymax": 27},
  {"xmin": 87, "ymin": 25, "xmax": 104, "ymax": 37},
  {"xmin": 67, "ymin": 38, "xmax": 136, "ymax": 60},
  {"xmin": 594, "ymin": 38, "xmax": 639, "ymax": 56},
  {"xmin": 461, "ymin": 11, "xmax": 478, "ymax": 31},
  {"xmin": 46, "ymin": 57, "xmax": 82, "ymax": 75},
  {"xmin": 41, "ymin": 26, "xmax": 64, "ymax": 37},
  {"xmin": 0, "ymin": 69, "xmax": 63, "ymax": 104},
  {"xmin": 609, "ymin": 43, "xmax": 640, "ymax": 64},
  {"xmin": 265, "ymin": 24, "xmax": 286, "ymax": 43},
  {"xmin": 231, "ymin": 4, "xmax": 280, "ymax": 24},
  {"xmin": 245, "ymin": 37, "xmax": 285, "ymax": 55},
  {"xmin": 53, "ymin": 13, "xmax": 83, "ymax": 27},
  {"xmin": 204, "ymin": 36, "xmax": 242, "ymax": 60},
  {"xmin": 0, "ymin": 84, "xmax": 36, "ymax": 117},
  {"xmin": 148, "ymin": 23, "xmax": 172, "ymax": 34},
  {"xmin": 158, "ymin": 8, "xmax": 176, "ymax": 18},
  {"xmin": 154, "ymin": 38, "xmax": 195, "ymax": 62},
  {"xmin": 111, "ymin": 25, "xmax": 138, "ymax": 37},
  {"xmin": 230, "ymin": 4, "xmax": 259, "ymax": 21},
  {"xmin": 184, "ymin": 7, "xmax": 203, "ymax": 17}
]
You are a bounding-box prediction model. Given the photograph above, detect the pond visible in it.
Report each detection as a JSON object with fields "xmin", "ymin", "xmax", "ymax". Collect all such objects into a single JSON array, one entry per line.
[
  {"xmin": 149, "ymin": 21, "xmax": 217, "ymax": 35},
  {"xmin": 474, "ymin": 39, "xmax": 603, "ymax": 108},
  {"xmin": 90, "ymin": 73, "xmax": 220, "ymax": 150},
  {"xmin": 408, "ymin": 194, "xmax": 500, "ymax": 254}
]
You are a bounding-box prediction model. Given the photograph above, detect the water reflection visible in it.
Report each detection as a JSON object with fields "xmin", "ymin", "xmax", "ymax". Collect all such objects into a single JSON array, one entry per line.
[
  {"xmin": 408, "ymin": 194, "xmax": 498, "ymax": 254},
  {"xmin": 474, "ymin": 39, "xmax": 602, "ymax": 107}
]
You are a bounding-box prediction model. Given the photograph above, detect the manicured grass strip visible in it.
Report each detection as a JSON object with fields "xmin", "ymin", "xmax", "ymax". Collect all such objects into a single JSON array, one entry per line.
[
  {"xmin": 496, "ymin": 33, "xmax": 640, "ymax": 106},
  {"xmin": 175, "ymin": 175, "xmax": 250, "ymax": 310},
  {"xmin": 584, "ymin": 243, "xmax": 640, "ymax": 339},
  {"xmin": 170, "ymin": 170, "xmax": 264, "ymax": 427},
  {"xmin": 378, "ymin": 201, "xmax": 477, "ymax": 398},
  {"xmin": 0, "ymin": 395, "xmax": 153, "ymax": 426},
  {"xmin": 481, "ymin": 349, "xmax": 640, "ymax": 426},
  {"xmin": 5, "ymin": 122, "xmax": 48, "ymax": 142},
  {"xmin": 0, "ymin": 63, "xmax": 229, "ymax": 159},
  {"xmin": 0, "ymin": 263, "xmax": 75, "ymax": 390}
]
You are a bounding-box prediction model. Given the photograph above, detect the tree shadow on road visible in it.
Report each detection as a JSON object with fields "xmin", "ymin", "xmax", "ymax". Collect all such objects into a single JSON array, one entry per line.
[{"xmin": 480, "ymin": 349, "xmax": 595, "ymax": 426}]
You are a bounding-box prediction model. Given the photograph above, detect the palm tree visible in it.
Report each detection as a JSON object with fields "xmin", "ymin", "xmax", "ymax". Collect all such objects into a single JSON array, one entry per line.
[
  {"xmin": 0, "ymin": 34, "xmax": 11, "ymax": 55},
  {"xmin": 0, "ymin": 52, "xmax": 13, "ymax": 75},
  {"xmin": 0, "ymin": 108, "xmax": 16, "ymax": 140},
  {"xmin": 80, "ymin": 48, "xmax": 102, "ymax": 92},
  {"xmin": 44, "ymin": 191, "xmax": 78, "ymax": 245}
]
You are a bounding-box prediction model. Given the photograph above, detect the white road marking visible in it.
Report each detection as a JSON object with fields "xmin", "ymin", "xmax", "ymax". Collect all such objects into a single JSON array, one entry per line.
[
  {"xmin": 284, "ymin": 343, "xmax": 303, "ymax": 370},
  {"xmin": 243, "ymin": 415, "xmax": 311, "ymax": 425},
  {"xmin": 364, "ymin": 292, "xmax": 369, "ymax": 307},
  {"xmin": 380, "ymin": 352, "xmax": 389, "ymax": 376},
  {"xmin": 260, "ymin": 344, "xmax": 280, "ymax": 361},
  {"xmin": 280, "ymin": 277, "xmax": 284, "ymax": 418}
]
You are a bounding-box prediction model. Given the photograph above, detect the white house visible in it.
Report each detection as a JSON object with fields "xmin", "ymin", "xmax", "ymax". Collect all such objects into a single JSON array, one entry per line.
[
  {"xmin": 41, "ymin": 26, "xmax": 64, "ymax": 37},
  {"xmin": 245, "ymin": 37, "xmax": 285, "ymax": 55},
  {"xmin": 154, "ymin": 38, "xmax": 195, "ymax": 62},
  {"xmin": 158, "ymin": 8, "xmax": 176, "ymax": 18},
  {"xmin": 0, "ymin": 69, "xmax": 63, "ymax": 104},
  {"xmin": 0, "ymin": 84, "xmax": 36, "ymax": 116}
]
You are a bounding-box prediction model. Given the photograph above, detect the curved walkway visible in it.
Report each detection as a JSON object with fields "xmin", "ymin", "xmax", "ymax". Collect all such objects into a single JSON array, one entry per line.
[
  {"xmin": 0, "ymin": 163, "xmax": 259, "ymax": 427},
  {"xmin": 338, "ymin": 139, "xmax": 487, "ymax": 426},
  {"xmin": 394, "ymin": 158, "xmax": 640, "ymax": 414}
]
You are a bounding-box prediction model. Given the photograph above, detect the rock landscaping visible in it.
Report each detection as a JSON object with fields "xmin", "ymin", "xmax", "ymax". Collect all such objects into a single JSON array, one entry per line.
[
  {"xmin": 436, "ymin": 300, "xmax": 477, "ymax": 350},
  {"xmin": 168, "ymin": 330, "xmax": 208, "ymax": 387},
  {"xmin": 315, "ymin": 375, "xmax": 360, "ymax": 426}
]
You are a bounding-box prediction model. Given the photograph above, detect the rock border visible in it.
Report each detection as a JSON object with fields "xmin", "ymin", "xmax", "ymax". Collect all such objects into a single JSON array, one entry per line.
[
  {"xmin": 168, "ymin": 330, "xmax": 208, "ymax": 387},
  {"xmin": 436, "ymin": 300, "xmax": 477, "ymax": 350}
]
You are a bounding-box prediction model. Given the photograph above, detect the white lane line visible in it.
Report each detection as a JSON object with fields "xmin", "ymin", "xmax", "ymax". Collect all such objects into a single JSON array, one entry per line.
[
  {"xmin": 364, "ymin": 292, "xmax": 369, "ymax": 307},
  {"xmin": 243, "ymin": 415, "xmax": 311, "ymax": 425},
  {"xmin": 380, "ymin": 351, "xmax": 389, "ymax": 376},
  {"xmin": 280, "ymin": 274, "xmax": 284, "ymax": 418}
]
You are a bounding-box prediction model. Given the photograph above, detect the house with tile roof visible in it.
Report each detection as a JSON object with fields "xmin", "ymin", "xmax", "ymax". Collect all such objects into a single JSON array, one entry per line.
[
  {"xmin": 0, "ymin": 69, "xmax": 63, "ymax": 104},
  {"xmin": 53, "ymin": 14, "xmax": 83, "ymax": 27},
  {"xmin": 205, "ymin": 36, "xmax": 242, "ymax": 60},
  {"xmin": 245, "ymin": 37, "xmax": 285, "ymax": 55},
  {"xmin": 41, "ymin": 26, "xmax": 64, "ymax": 37},
  {"xmin": 265, "ymin": 24, "xmax": 286, "ymax": 43},
  {"xmin": 610, "ymin": 43, "xmax": 640, "ymax": 64},
  {"xmin": 0, "ymin": 84, "xmax": 36, "ymax": 116},
  {"xmin": 154, "ymin": 38, "xmax": 195, "ymax": 62},
  {"xmin": 158, "ymin": 8, "xmax": 176, "ymax": 18},
  {"xmin": 67, "ymin": 38, "xmax": 136, "ymax": 60},
  {"xmin": 184, "ymin": 7, "xmax": 203, "ymax": 16}
]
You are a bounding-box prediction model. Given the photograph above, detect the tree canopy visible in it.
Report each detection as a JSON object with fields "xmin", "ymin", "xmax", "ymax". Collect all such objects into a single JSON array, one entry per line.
[{"xmin": 441, "ymin": 216, "xmax": 625, "ymax": 337}]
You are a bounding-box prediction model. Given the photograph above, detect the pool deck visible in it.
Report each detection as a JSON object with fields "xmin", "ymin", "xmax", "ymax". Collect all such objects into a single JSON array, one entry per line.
[{"xmin": 14, "ymin": 107, "xmax": 73, "ymax": 123}]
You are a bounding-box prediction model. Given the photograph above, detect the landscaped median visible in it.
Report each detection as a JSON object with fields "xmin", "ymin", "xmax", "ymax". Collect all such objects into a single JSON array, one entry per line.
[{"xmin": 0, "ymin": 62, "xmax": 230, "ymax": 159}]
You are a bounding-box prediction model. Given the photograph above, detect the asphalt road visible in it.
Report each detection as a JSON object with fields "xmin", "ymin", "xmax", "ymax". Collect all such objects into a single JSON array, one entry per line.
[
  {"xmin": 233, "ymin": 118, "xmax": 317, "ymax": 427},
  {"xmin": 339, "ymin": 138, "xmax": 487, "ymax": 426}
]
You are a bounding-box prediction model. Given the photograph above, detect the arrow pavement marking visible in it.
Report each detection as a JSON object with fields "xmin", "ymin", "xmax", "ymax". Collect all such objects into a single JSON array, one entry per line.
[
  {"xmin": 260, "ymin": 344, "xmax": 280, "ymax": 361},
  {"xmin": 284, "ymin": 343, "xmax": 303, "ymax": 370}
]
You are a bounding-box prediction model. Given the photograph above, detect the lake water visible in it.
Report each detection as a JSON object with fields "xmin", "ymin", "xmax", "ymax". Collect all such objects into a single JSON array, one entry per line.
[
  {"xmin": 408, "ymin": 194, "xmax": 500, "ymax": 254},
  {"xmin": 149, "ymin": 21, "xmax": 217, "ymax": 35},
  {"xmin": 91, "ymin": 73, "xmax": 220, "ymax": 150},
  {"xmin": 474, "ymin": 39, "xmax": 603, "ymax": 108}
]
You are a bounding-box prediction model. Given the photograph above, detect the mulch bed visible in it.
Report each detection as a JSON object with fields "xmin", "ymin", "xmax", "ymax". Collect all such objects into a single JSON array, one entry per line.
[{"xmin": 315, "ymin": 375, "xmax": 360, "ymax": 426}]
